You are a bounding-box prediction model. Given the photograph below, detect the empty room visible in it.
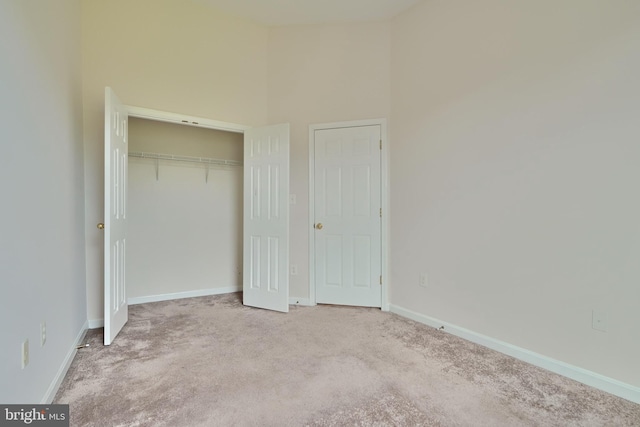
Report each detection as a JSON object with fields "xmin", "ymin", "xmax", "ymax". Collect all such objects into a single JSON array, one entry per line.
[{"xmin": 1, "ymin": 0, "xmax": 639, "ymax": 425}]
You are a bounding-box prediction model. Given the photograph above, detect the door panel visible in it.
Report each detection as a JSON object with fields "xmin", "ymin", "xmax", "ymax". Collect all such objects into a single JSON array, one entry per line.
[
  {"xmin": 104, "ymin": 87, "xmax": 129, "ymax": 345},
  {"xmin": 325, "ymin": 235, "xmax": 343, "ymax": 286},
  {"xmin": 314, "ymin": 125, "xmax": 382, "ymax": 307},
  {"xmin": 353, "ymin": 235, "xmax": 372, "ymax": 287},
  {"xmin": 243, "ymin": 124, "xmax": 290, "ymax": 312}
]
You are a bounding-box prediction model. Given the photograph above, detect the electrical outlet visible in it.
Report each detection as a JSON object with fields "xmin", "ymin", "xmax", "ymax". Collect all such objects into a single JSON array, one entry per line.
[
  {"xmin": 22, "ymin": 339, "xmax": 29, "ymax": 369},
  {"xmin": 41, "ymin": 321, "xmax": 47, "ymax": 347},
  {"xmin": 290, "ymin": 264, "xmax": 298, "ymax": 276},
  {"xmin": 419, "ymin": 273, "xmax": 428, "ymax": 288},
  {"xmin": 592, "ymin": 310, "xmax": 608, "ymax": 332}
]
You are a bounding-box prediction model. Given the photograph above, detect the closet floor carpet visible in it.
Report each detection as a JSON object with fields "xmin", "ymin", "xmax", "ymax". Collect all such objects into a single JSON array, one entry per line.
[{"xmin": 54, "ymin": 292, "xmax": 640, "ymax": 426}]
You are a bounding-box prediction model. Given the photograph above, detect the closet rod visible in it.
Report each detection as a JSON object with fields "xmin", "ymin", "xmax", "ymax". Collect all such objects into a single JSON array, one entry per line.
[{"xmin": 128, "ymin": 151, "xmax": 242, "ymax": 167}]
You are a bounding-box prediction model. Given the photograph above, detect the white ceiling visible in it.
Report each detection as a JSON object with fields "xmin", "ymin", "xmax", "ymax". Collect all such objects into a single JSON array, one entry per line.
[{"xmin": 191, "ymin": 0, "xmax": 422, "ymax": 26}]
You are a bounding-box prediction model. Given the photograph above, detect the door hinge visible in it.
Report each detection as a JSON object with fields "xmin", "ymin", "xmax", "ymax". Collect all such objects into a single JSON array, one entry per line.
[
  {"xmin": 380, "ymin": 275, "xmax": 382, "ymax": 285},
  {"xmin": 380, "ymin": 208, "xmax": 382, "ymax": 218},
  {"xmin": 380, "ymin": 139, "xmax": 382, "ymax": 150}
]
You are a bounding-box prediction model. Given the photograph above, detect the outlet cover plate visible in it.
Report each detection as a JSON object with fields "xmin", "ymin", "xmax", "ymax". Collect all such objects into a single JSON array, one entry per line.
[
  {"xmin": 419, "ymin": 273, "xmax": 428, "ymax": 288},
  {"xmin": 592, "ymin": 310, "xmax": 608, "ymax": 332}
]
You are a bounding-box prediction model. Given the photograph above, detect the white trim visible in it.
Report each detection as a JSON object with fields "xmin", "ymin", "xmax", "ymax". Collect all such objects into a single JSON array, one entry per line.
[
  {"xmin": 380, "ymin": 119, "xmax": 390, "ymax": 312},
  {"xmin": 389, "ymin": 304, "xmax": 640, "ymax": 404},
  {"xmin": 88, "ymin": 319, "xmax": 104, "ymax": 329},
  {"xmin": 41, "ymin": 321, "xmax": 88, "ymax": 404},
  {"xmin": 308, "ymin": 127, "xmax": 315, "ymax": 305},
  {"xmin": 126, "ymin": 105, "xmax": 250, "ymax": 133},
  {"xmin": 309, "ymin": 119, "xmax": 389, "ymax": 309},
  {"xmin": 289, "ymin": 297, "xmax": 313, "ymax": 306},
  {"xmin": 128, "ymin": 286, "xmax": 242, "ymax": 305}
]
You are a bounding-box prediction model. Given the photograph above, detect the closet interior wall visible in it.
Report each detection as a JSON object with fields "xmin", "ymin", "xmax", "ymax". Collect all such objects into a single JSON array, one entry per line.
[{"xmin": 127, "ymin": 117, "xmax": 243, "ymax": 301}]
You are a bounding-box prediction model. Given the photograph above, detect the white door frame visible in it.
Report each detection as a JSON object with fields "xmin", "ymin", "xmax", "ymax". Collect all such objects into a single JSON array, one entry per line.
[
  {"xmin": 126, "ymin": 105, "xmax": 250, "ymax": 134},
  {"xmin": 308, "ymin": 118, "xmax": 390, "ymax": 311},
  {"xmin": 118, "ymin": 104, "xmax": 249, "ymax": 305}
]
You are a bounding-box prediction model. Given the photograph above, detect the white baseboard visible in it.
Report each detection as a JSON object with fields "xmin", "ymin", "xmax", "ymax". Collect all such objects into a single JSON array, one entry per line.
[
  {"xmin": 389, "ymin": 304, "xmax": 640, "ymax": 404},
  {"xmin": 289, "ymin": 297, "xmax": 313, "ymax": 306},
  {"xmin": 128, "ymin": 286, "xmax": 241, "ymax": 305},
  {"xmin": 41, "ymin": 320, "xmax": 88, "ymax": 404}
]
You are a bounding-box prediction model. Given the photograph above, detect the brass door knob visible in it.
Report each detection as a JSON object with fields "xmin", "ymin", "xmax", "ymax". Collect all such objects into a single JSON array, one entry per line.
[
  {"xmin": 316, "ymin": 223, "xmax": 323, "ymax": 230},
  {"xmin": 97, "ymin": 223, "xmax": 105, "ymax": 230}
]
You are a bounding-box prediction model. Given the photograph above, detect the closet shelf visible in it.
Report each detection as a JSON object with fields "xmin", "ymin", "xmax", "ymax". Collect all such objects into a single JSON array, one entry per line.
[{"xmin": 128, "ymin": 151, "xmax": 242, "ymax": 167}]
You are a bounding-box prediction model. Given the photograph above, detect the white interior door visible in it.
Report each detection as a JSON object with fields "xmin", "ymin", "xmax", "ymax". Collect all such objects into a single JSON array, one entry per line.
[
  {"xmin": 104, "ymin": 87, "xmax": 129, "ymax": 345},
  {"xmin": 314, "ymin": 125, "xmax": 382, "ymax": 307},
  {"xmin": 243, "ymin": 124, "xmax": 290, "ymax": 312}
]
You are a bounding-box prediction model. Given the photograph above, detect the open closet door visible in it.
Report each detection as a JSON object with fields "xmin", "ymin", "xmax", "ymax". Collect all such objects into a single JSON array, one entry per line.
[
  {"xmin": 104, "ymin": 87, "xmax": 129, "ymax": 344},
  {"xmin": 243, "ymin": 124, "xmax": 290, "ymax": 312}
]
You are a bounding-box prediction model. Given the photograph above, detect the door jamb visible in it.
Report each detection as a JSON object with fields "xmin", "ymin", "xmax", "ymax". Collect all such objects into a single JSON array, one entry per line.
[
  {"xmin": 126, "ymin": 105, "xmax": 250, "ymax": 133},
  {"xmin": 119, "ymin": 104, "xmax": 250, "ymax": 306},
  {"xmin": 308, "ymin": 118, "xmax": 390, "ymax": 311}
]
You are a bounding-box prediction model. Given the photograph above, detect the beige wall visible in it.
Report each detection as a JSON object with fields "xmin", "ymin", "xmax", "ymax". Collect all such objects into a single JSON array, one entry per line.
[
  {"xmin": 390, "ymin": 0, "xmax": 640, "ymax": 387},
  {"xmin": 79, "ymin": 0, "xmax": 639, "ymax": 393},
  {"xmin": 82, "ymin": 0, "xmax": 269, "ymax": 321},
  {"xmin": 268, "ymin": 22, "xmax": 391, "ymax": 298},
  {"xmin": 129, "ymin": 117, "xmax": 243, "ymax": 161},
  {"xmin": 0, "ymin": 0, "xmax": 86, "ymax": 403}
]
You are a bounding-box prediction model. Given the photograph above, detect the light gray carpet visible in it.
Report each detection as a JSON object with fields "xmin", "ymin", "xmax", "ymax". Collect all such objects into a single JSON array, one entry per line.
[{"xmin": 54, "ymin": 293, "xmax": 640, "ymax": 426}]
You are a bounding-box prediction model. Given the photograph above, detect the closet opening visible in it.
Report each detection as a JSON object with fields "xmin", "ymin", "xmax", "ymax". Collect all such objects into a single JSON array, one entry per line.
[{"xmin": 126, "ymin": 117, "xmax": 244, "ymax": 304}]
